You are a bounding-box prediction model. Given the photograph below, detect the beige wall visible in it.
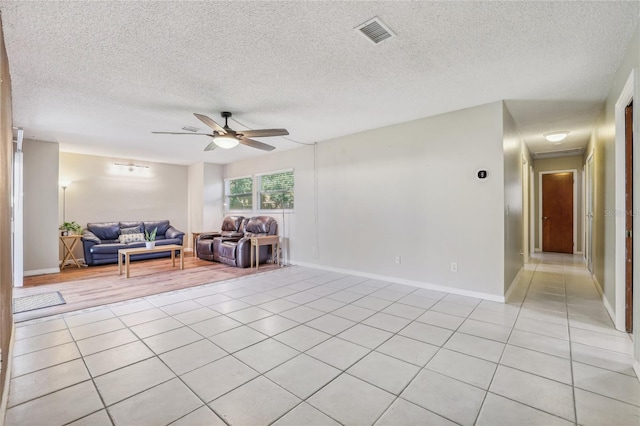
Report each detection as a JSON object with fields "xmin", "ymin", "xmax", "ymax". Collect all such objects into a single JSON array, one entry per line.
[
  {"xmin": 0, "ymin": 13, "xmax": 13, "ymax": 403},
  {"xmin": 23, "ymin": 139, "xmax": 60, "ymax": 274},
  {"xmin": 59, "ymin": 152, "xmax": 189, "ymax": 260},
  {"xmin": 226, "ymin": 102, "xmax": 509, "ymax": 299},
  {"xmin": 533, "ymin": 156, "xmax": 584, "ymax": 253}
]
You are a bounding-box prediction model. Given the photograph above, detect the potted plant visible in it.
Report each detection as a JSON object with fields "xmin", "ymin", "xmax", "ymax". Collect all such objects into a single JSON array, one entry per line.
[
  {"xmin": 59, "ymin": 221, "xmax": 82, "ymax": 236},
  {"xmin": 145, "ymin": 227, "xmax": 157, "ymax": 249}
]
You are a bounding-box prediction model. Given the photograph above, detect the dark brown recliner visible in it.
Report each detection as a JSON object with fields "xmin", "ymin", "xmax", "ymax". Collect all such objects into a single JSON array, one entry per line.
[
  {"xmin": 196, "ymin": 216, "xmax": 245, "ymax": 261},
  {"xmin": 215, "ymin": 216, "xmax": 278, "ymax": 268},
  {"xmin": 197, "ymin": 216, "xmax": 278, "ymax": 268}
]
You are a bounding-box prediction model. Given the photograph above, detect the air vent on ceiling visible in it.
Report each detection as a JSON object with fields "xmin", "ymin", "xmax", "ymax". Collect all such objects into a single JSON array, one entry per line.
[
  {"xmin": 355, "ymin": 17, "xmax": 395, "ymax": 45},
  {"xmin": 532, "ymin": 147, "xmax": 584, "ymax": 160},
  {"xmin": 182, "ymin": 126, "xmax": 200, "ymax": 132}
]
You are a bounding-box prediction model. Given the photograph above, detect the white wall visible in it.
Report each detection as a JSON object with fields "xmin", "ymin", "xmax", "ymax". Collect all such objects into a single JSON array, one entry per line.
[
  {"xmin": 503, "ymin": 105, "xmax": 527, "ymax": 293},
  {"xmin": 23, "ymin": 139, "xmax": 59, "ymax": 274},
  {"xmin": 59, "ymin": 152, "xmax": 188, "ymax": 257},
  {"xmin": 226, "ymin": 102, "xmax": 507, "ymax": 299},
  {"xmin": 187, "ymin": 162, "xmax": 224, "ymax": 250},
  {"xmin": 585, "ymin": 16, "xmax": 640, "ymax": 372}
]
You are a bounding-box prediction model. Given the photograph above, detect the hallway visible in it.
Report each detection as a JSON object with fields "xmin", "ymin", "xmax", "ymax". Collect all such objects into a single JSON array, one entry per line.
[{"xmin": 5, "ymin": 254, "xmax": 639, "ymax": 425}]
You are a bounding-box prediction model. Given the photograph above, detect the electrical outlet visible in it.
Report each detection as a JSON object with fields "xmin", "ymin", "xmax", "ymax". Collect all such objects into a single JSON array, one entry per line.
[
  {"xmin": 450, "ymin": 262, "xmax": 458, "ymax": 272},
  {"xmin": 395, "ymin": 256, "xmax": 401, "ymax": 265}
]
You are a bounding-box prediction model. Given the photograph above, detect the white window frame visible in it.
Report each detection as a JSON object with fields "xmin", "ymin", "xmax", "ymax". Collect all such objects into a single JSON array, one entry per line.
[
  {"xmin": 224, "ymin": 175, "xmax": 254, "ymax": 212},
  {"xmin": 256, "ymin": 168, "xmax": 294, "ymax": 213}
]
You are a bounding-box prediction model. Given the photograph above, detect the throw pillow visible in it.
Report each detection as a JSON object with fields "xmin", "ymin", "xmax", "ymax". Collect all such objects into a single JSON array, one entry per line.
[
  {"xmin": 118, "ymin": 233, "xmax": 145, "ymax": 244},
  {"xmin": 121, "ymin": 226, "xmax": 142, "ymax": 235}
]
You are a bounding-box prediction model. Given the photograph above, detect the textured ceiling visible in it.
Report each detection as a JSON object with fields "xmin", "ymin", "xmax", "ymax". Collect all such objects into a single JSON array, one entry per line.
[{"xmin": 1, "ymin": 1, "xmax": 638, "ymax": 165}]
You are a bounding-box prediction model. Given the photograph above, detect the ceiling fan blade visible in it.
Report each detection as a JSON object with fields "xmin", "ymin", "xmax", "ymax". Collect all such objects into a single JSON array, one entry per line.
[
  {"xmin": 239, "ymin": 138, "xmax": 276, "ymax": 151},
  {"xmin": 194, "ymin": 113, "xmax": 226, "ymax": 134},
  {"xmin": 152, "ymin": 131, "xmax": 213, "ymax": 137},
  {"xmin": 204, "ymin": 142, "xmax": 218, "ymax": 151},
  {"xmin": 237, "ymin": 128, "xmax": 289, "ymax": 138}
]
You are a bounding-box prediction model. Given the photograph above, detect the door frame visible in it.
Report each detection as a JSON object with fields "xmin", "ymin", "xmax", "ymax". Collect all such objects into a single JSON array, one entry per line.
[
  {"xmin": 538, "ymin": 169, "xmax": 578, "ymax": 254},
  {"xmin": 614, "ymin": 69, "xmax": 637, "ymax": 331},
  {"xmin": 585, "ymin": 151, "xmax": 594, "ymax": 273}
]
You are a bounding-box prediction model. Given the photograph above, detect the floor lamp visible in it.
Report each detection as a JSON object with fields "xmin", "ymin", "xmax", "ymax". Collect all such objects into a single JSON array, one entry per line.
[{"xmin": 60, "ymin": 181, "xmax": 71, "ymax": 223}]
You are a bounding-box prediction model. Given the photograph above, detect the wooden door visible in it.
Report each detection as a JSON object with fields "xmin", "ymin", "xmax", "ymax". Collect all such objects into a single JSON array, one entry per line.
[
  {"xmin": 625, "ymin": 101, "xmax": 633, "ymax": 332},
  {"xmin": 542, "ymin": 172, "xmax": 573, "ymax": 254}
]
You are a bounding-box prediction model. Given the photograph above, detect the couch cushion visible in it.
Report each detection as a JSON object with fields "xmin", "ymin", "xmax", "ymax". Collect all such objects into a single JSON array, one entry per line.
[
  {"xmin": 118, "ymin": 233, "xmax": 145, "ymax": 244},
  {"xmin": 143, "ymin": 220, "xmax": 170, "ymax": 236},
  {"xmin": 91, "ymin": 243, "xmax": 128, "ymax": 254},
  {"xmin": 218, "ymin": 241, "xmax": 238, "ymax": 260},
  {"xmin": 245, "ymin": 216, "xmax": 277, "ymax": 235},
  {"xmin": 221, "ymin": 216, "xmax": 244, "ymax": 232},
  {"xmin": 87, "ymin": 222, "xmax": 120, "ymax": 241}
]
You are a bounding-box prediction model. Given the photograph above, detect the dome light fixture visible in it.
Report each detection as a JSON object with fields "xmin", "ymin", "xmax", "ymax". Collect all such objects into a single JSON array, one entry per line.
[
  {"xmin": 544, "ymin": 131, "xmax": 569, "ymax": 142},
  {"xmin": 213, "ymin": 135, "xmax": 240, "ymax": 149}
]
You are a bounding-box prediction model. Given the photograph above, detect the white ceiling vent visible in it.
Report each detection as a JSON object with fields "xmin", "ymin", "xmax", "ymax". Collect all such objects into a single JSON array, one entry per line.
[
  {"xmin": 355, "ymin": 17, "xmax": 395, "ymax": 45},
  {"xmin": 532, "ymin": 147, "xmax": 584, "ymax": 160},
  {"xmin": 182, "ymin": 126, "xmax": 200, "ymax": 132}
]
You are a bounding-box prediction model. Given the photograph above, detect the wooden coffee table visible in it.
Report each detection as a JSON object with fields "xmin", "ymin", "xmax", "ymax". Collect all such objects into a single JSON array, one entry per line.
[{"xmin": 118, "ymin": 244, "xmax": 184, "ymax": 278}]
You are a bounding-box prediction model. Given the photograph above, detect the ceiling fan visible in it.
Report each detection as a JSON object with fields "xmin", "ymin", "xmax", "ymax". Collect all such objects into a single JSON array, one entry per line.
[{"xmin": 152, "ymin": 111, "xmax": 289, "ymax": 152}]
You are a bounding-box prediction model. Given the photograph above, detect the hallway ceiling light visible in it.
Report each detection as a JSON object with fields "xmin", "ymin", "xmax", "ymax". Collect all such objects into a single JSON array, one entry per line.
[{"xmin": 544, "ymin": 131, "xmax": 569, "ymax": 142}]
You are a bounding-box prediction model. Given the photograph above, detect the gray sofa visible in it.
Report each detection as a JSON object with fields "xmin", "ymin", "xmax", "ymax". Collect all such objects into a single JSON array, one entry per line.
[
  {"xmin": 196, "ymin": 216, "xmax": 278, "ymax": 268},
  {"xmin": 82, "ymin": 220, "xmax": 185, "ymax": 266}
]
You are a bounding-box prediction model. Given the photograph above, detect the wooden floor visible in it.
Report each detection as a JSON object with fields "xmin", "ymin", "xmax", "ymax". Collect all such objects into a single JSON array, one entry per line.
[{"xmin": 14, "ymin": 256, "xmax": 279, "ymax": 322}]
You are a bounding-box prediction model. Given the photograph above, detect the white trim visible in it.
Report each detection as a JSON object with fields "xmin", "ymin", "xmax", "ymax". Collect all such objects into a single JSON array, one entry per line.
[
  {"xmin": 614, "ymin": 69, "xmax": 636, "ymax": 331},
  {"xmin": 534, "ymin": 247, "xmax": 541, "ymax": 252},
  {"xmin": 593, "ymin": 274, "xmax": 604, "ymax": 295},
  {"xmin": 634, "ymin": 360, "xmax": 640, "ymax": 382},
  {"xmin": 585, "ymin": 151, "xmax": 594, "ymax": 272},
  {"xmin": 0, "ymin": 323, "xmax": 15, "ymax": 426},
  {"xmin": 290, "ymin": 260, "xmax": 506, "ymax": 302},
  {"xmin": 530, "ymin": 166, "xmax": 535, "ymax": 256},
  {"xmin": 24, "ymin": 268, "xmax": 60, "ymax": 277},
  {"xmin": 538, "ymin": 169, "xmax": 578, "ymax": 253},
  {"xmin": 504, "ymin": 266, "xmax": 524, "ymax": 302},
  {"xmin": 575, "ymin": 251, "xmax": 583, "ymax": 255},
  {"xmin": 255, "ymin": 167, "xmax": 294, "ymax": 177}
]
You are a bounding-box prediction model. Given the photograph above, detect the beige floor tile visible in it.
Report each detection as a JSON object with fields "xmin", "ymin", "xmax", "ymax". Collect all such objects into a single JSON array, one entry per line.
[
  {"xmin": 376, "ymin": 398, "xmax": 457, "ymax": 426},
  {"xmin": 477, "ymin": 392, "xmax": 573, "ymax": 426},
  {"xmin": 180, "ymin": 355, "xmax": 258, "ymax": 402},
  {"xmin": 170, "ymin": 406, "xmax": 226, "ymax": 426},
  {"xmin": 273, "ymin": 402, "xmax": 340, "ymax": 426},
  {"xmin": 426, "ymin": 348, "xmax": 497, "ymax": 389},
  {"xmin": 347, "ymin": 351, "xmax": 420, "ymax": 394},
  {"xmin": 11, "ymin": 342, "xmax": 80, "ymax": 377}
]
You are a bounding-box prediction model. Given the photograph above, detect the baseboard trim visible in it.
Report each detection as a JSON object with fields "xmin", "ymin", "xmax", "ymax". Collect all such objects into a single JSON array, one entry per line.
[
  {"xmin": 534, "ymin": 248, "xmax": 541, "ymax": 253},
  {"xmin": 504, "ymin": 266, "xmax": 524, "ymax": 303},
  {"xmin": 290, "ymin": 261, "xmax": 505, "ymax": 303},
  {"xmin": 594, "ymin": 275, "xmax": 618, "ymax": 328},
  {"xmin": 23, "ymin": 268, "xmax": 59, "ymax": 277},
  {"xmin": 0, "ymin": 322, "xmax": 15, "ymax": 426},
  {"xmin": 575, "ymin": 251, "xmax": 583, "ymax": 255}
]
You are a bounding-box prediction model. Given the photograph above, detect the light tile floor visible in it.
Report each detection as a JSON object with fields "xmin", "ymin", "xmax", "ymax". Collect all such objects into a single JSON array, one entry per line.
[{"xmin": 6, "ymin": 254, "xmax": 639, "ymax": 425}]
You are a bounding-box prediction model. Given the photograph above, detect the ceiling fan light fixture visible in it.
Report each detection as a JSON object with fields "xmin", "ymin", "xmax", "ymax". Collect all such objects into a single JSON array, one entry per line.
[
  {"xmin": 544, "ymin": 131, "xmax": 569, "ymax": 142},
  {"xmin": 213, "ymin": 135, "xmax": 239, "ymax": 149}
]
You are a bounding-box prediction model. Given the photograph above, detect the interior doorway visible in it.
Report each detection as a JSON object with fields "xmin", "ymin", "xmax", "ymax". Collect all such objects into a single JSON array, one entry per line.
[{"xmin": 541, "ymin": 171, "xmax": 575, "ymax": 254}]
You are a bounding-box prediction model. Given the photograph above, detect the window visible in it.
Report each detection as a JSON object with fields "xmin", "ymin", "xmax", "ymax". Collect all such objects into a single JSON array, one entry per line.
[
  {"xmin": 258, "ymin": 170, "xmax": 294, "ymax": 210},
  {"xmin": 225, "ymin": 176, "xmax": 253, "ymax": 211}
]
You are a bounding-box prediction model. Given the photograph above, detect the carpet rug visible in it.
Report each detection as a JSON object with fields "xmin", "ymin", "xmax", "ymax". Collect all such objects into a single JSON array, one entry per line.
[{"xmin": 13, "ymin": 292, "xmax": 66, "ymax": 314}]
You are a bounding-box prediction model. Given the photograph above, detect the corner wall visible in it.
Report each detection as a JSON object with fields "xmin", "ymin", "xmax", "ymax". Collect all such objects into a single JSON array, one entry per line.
[
  {"xmin": 503, "ymin": 104, "xmax": 528, "ymax": 293},
  {"xmin": 23, "ymin": 139, "xmax": 59, "ymax": 274}
]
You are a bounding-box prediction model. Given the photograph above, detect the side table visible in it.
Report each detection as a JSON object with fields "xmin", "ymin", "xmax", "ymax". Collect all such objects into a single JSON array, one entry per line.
[
  {"xmin": 250, "ymin": 235, "xmax": 281, "ymax": 270},
  {"xmin": 59, "ymin": 234, "xmax": 83, "ymax": 270}
]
